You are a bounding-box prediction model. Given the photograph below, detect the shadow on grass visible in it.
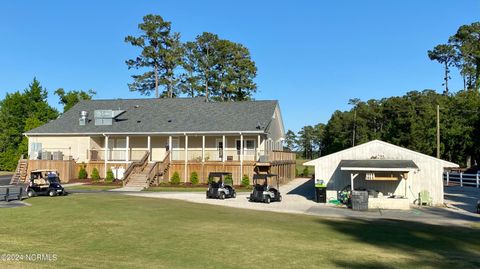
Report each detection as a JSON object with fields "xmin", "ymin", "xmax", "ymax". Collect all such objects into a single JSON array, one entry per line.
[{"xmin": 317, "ymin": 218, "xmax": 480, "ymax": 268}]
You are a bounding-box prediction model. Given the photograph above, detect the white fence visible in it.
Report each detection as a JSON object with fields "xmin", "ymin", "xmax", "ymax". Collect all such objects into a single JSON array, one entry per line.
[{"xmin": 443, "ymin": 172, "xmax": 480, "ymax": 188}]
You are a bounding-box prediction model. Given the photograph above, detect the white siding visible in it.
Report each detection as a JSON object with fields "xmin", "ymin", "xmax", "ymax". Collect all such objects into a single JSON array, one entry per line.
[{"xmin": 305, "ymin": 140, "xmax": 458, "ymax": 206}]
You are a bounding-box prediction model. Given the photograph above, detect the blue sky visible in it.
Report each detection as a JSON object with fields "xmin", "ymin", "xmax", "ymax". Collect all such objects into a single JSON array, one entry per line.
[{"xmin": 0, "ymin": 0, "xmax": 479, "ymax": 132}]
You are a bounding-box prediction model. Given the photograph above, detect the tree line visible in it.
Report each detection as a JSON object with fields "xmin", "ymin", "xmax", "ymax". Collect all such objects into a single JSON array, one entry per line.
[
  {"xmin": 288, "ymin": 22, "xmax": 480, "ymax": 167},
  {"xmin": 125, "ymin": 14, "xmax": 257, "ymax": 101},
  {"xmin": 0, "ymin": 79, "xmax": 95, "ymax": 171}
]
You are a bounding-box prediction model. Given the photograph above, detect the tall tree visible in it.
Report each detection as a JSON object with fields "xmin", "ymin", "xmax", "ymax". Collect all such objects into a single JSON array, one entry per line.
[
  {"xmin": 448, "ymin": 22, "xmax": 480, "ymax": 91},
  {"xmin": 428, "ymin": 44, "xmax": 459, "ymax": 94},
  {"xmin": 184, "ymin": 32, "xmax": 257, "ymax": 101},
  {"xmin": 0, "ymin": 78, "xmax": 58, "ymax": 170},
  {"xmin": 54, "ymin": 88, "xmax": 96, "ymax": 112},
  {"xmin": 284, "ymin": 130, "xmax": 297, "ymax": 151},
  {"xmin": 125, "ymin": 14, "xmax": 183, "ymax": 98}
]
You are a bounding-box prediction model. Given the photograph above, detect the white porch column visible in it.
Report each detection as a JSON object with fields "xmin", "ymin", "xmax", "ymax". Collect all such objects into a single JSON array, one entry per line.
[
  {"xmin": 257, "ymin": 134, "xmax": 261, "ymax": 159},
  {"xmin": 240, "ymin": 133, "xmax": 244, "ymax": 178},
  {"xmin": 147, "ymin": 136, "xmax": 151, "ymax": 161},
  {"xmin": 202, "ymin": 135, "xmax": 205, "ymax": 162},
  {"xmin": 222, "ymin": 135, "xmax": 226, "ymax": 162},
  {"xmin": 125, "ymin": 136, "xmax": 130, "ymax": 162},
  {"xmin": 185, "ymin": 135, "xmax": 188, "ymax": 183},
  {"xmin": 169, "ymin": 136, "xmax": 172, "ymax": 162},
  {"xmin": 104, "ymin": 135, "xmax": 109, "ymax": 178}
]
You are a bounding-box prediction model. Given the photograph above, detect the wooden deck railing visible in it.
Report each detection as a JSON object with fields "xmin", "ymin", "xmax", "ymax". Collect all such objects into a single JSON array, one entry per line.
[
  {"xmin": 267, "ymin": 150, "xmax": 296, "ymax": 163},
  {"xmin": 122, "ymin": 151, "xmax": 150, "ymax": 186}
]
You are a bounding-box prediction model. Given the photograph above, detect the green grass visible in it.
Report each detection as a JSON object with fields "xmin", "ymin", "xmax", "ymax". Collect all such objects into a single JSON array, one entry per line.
[
  {"xmin": 145, "ymin": 186, "xmax": 252, "ymax": 192},
  {"xmin": 65, "ymin": 185, "xmax": 121, "ymax": 191},
  {"xmin": 296, "ymin": 158, "xmax": 314, "ymax": 177},
  {"xmin": 0, "ymin": 194, "xmax": 479, "ymax": 268},
  {"xmin": 0, "ymin": 171, "xmax": 13, "ymax": 176}
]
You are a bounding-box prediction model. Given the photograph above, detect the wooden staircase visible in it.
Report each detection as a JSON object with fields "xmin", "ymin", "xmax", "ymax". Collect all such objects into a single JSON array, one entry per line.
[
  {"xmin": 10, "ymin": 158, "xmax": 28, "ymax": 185},
  {"xmin": 123, "ymin": 151, "xmax": 170, "ymax": 189}
]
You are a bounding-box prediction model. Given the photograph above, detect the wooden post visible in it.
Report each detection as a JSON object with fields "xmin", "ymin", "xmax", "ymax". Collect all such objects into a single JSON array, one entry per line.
[
  {"xmin": 436, "ymin": 105, "xmax": 440, "ymax": 159},
  {"xmin": 184, "ymin": 135, "xmax": 188, "ymax": 183},
  {"xmin": 446, "ymin": 171, "xmax": 449, "ymax": 186},
  {"xmin": 476, "ymin": 173, "xmax": 479, "ymax": 189},
  {"xmin": 125, "ymin": 136, "xmax": 129, "ymax": 162},
  {"xmin": 350, "ymin": 173, "xmax": 358, "ymax": 191},
  {"xmin": 460, "ymin": 172, "xmax": 463, "ymax": 187}
]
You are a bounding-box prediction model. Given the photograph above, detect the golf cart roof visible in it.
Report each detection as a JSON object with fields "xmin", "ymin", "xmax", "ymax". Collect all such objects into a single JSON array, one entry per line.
[
  {"xmin": 208, "ymin": 172, "xmax": 232, "ymax": 177},
  {"xmin": 31, "ymin": 169, "xmax": 58, "ymax": 173},
  {"xmin": 253, "ymin": 173, "xmax": 278, "ymax": 180}
]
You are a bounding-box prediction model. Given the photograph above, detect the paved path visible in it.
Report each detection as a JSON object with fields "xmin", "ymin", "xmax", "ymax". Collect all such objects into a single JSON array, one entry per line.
[
  {"xmin": 127, "ymin": 178, "xmax": 480, "ymax": 226},
  {"xmin": 0, "ymin": 175, "xmax": 12, "ymax": 186}
]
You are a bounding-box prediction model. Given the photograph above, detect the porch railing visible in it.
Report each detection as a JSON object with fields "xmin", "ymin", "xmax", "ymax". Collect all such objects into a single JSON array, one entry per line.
[
  {"xmin": 169, "ymin": 149, "xmax": 290, "ymax": 162},
  {"xmin": 89, "ymin": 149, "xmax": 148, "ymax": 162}
]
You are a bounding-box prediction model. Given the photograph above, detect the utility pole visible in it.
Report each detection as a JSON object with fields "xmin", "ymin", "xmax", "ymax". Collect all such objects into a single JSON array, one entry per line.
[
  {"xmin": 436, "ymin": 104, "xmax": 440, "ymax": 159},
  {"xmin": 352, "ymin": 109, "xmax": 356, "ymax": 147}
]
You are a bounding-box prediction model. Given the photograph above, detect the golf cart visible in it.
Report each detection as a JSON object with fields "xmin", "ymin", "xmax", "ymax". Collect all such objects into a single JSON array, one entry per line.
[
  {"xmin": 26, "ymin": 170, "xmax": 66, "ymax": 197},
  {"xmin": 249, "ymin": 173, "xmax": 282, "ymax": 203},
  {"xmin": 206, "ymin": 172, "xmax": 236, "ymax": 199}
]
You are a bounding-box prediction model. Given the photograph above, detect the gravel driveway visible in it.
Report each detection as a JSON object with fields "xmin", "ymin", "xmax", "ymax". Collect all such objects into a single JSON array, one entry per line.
[{"xmin": 126, "ymin": 178, "xmax": 480, "ymax": 226}]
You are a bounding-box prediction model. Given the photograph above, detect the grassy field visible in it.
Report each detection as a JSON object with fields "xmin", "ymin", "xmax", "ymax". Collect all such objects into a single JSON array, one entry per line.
[
  {"xmin": 0, "ymin": 194, "xmax": 479, "ymax": 268},
  {"xmin": 296, "ymin": 158, "xmax": 314, "ymax": 177},
  {"xmin": 65, "ymin": 185, "xmax": 121, "ymax": 191},
  {"xmin": 0, "ymin": 171, "xmax": 13, "ymax": 176}
]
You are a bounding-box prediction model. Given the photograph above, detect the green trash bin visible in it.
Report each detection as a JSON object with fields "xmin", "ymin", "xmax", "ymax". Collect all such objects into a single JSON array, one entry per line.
[{"xmin": 314, "ymin": 179, "xmax": 326, "ymax": 203}]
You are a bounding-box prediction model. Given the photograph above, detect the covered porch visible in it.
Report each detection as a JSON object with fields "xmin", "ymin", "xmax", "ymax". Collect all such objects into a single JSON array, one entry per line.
[
  {"xmin": 340, "ymin": 160, "xmax": 419, "ymax": 210},
  {"xmin": 87, "ymin": 133, "xmax": 277, "ymax": 163}
]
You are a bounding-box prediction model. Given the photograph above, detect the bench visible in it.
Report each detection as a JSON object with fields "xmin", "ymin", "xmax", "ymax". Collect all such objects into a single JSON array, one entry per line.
[{"xmin": 0, "ymin": 187, "xmax": 24, "ymax": 202}]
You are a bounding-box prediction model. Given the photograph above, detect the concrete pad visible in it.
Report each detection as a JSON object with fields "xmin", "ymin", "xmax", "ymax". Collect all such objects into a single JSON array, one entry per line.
[{"xmin": 0, "ymin": 200, "xmax": 30, "ymax": 208}]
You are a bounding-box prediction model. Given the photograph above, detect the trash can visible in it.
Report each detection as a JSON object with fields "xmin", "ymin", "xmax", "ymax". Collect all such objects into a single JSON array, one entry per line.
[
  {"xmin": 314, "ymin": 179, "xmax": 327, "ymax": 203},
  {"xmin": 351, "ymin": 191, "xmax": 369, "ymax": 211}
]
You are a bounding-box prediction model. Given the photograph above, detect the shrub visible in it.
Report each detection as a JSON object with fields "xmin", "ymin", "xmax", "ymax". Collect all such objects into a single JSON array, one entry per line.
[
  {"xmin": 78, "ymin": 164, "xmax": 87, "ymax": 180},
  {"xmin": 171, "ymin": 171, "xmax": 180, "ymax": 185},
  {"xmin": 302, "ymin": 166, "xmax": 309, "ymax": 177},
  {"xmin": 105, "ymin": 169, "xmax": 115, "ymax": 182},
  {"xmin": 295, "ymin": 168, "xmax": 299, "ymax": 177},
  {"xmin": 190, "ymin": 171, "xmax": 199, "ymax": 185},
  {"xmin": 224, "ymin": 174, "xmax": 233, "ymax": 185},
  {"xmin": 91, "ymin": 168, "xmax": 100, "ymax": 182},
  {"xmin": 208, "ymin": 176, "xmax": 214, "ymax": 183},
  {"xmin": 241, "ymin": 174, "xmax": 250, "ymax": 186}
]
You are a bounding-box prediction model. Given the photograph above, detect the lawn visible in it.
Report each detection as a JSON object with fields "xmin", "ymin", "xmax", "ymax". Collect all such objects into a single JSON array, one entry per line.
[
  {"xmin": 0, "ymin": 194, "xmax": 479, "ymax": 269},
  {"xmin": 296, "ymin": 158, "xmax": 314, "ymax": 177},
  {"xmin": 0, "ymin": 171, "xmax": 13, "ymax": 176},
  {"xmin": 65, "ymin": 185, "xmax": 121, "ymax": 191}
]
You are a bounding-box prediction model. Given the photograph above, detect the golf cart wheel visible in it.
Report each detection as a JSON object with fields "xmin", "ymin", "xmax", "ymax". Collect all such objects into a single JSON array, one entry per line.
[
  {"xmin": 278, "ymin": 195, "xmax": 282, "ymax": 202},
  {"xmin": 27, "ymin": 190, "xmax": 36, "ymax": 198},
  {"xmin": 206, "ymin": 191, "xmax": 210, "ymax": 199},
  {"xmin": 265, "ymin": 196, "xmax": 271, "ymax": 204},
  {"xmin": 232, "ymin": 192, "xmax": 236, "ymax": 198},
  {"xmin": 48, "ymin": 190, "xmax": 57, "ymax": 197},
  {"xmin": 219, "ymin": 193, "xmax": 225, "ymax": 200}
]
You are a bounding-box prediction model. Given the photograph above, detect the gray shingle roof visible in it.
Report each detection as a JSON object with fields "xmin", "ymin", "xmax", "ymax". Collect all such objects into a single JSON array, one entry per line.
[
  {"xmin": 339, "ymin": 160, "xmax": 419, "ymax": 170},
  {"xmin": 26, "ymin": 98, "xmax": 278, "ymax": 135}
]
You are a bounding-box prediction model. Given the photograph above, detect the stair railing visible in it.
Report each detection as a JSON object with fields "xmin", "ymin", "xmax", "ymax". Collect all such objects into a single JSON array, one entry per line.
[{"xmin": 122, "ymin": 151, "xmax": 149, "ymax": 187}]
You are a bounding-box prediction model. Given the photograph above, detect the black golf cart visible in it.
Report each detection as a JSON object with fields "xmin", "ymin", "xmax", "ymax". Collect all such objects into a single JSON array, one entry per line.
[
  {"xmin": 249, "ymin": 173, "xmax": 282, "ymax": 203},
  {"xmin": 26, "ymin": 170, "xmax": 66, "ymax": 197},
  {"xmin": 206, "ymin": 172, "xmax": 236, "ymax": 199}
]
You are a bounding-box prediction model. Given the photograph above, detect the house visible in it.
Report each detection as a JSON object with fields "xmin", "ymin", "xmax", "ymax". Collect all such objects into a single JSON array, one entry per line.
[
  {"xmin": 18, "ymin": 98, "xmax": 296, "ymax": 187},
  {"xmin": 304, "ymin": 140, "xmax": 458, "ymax": 208}
]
